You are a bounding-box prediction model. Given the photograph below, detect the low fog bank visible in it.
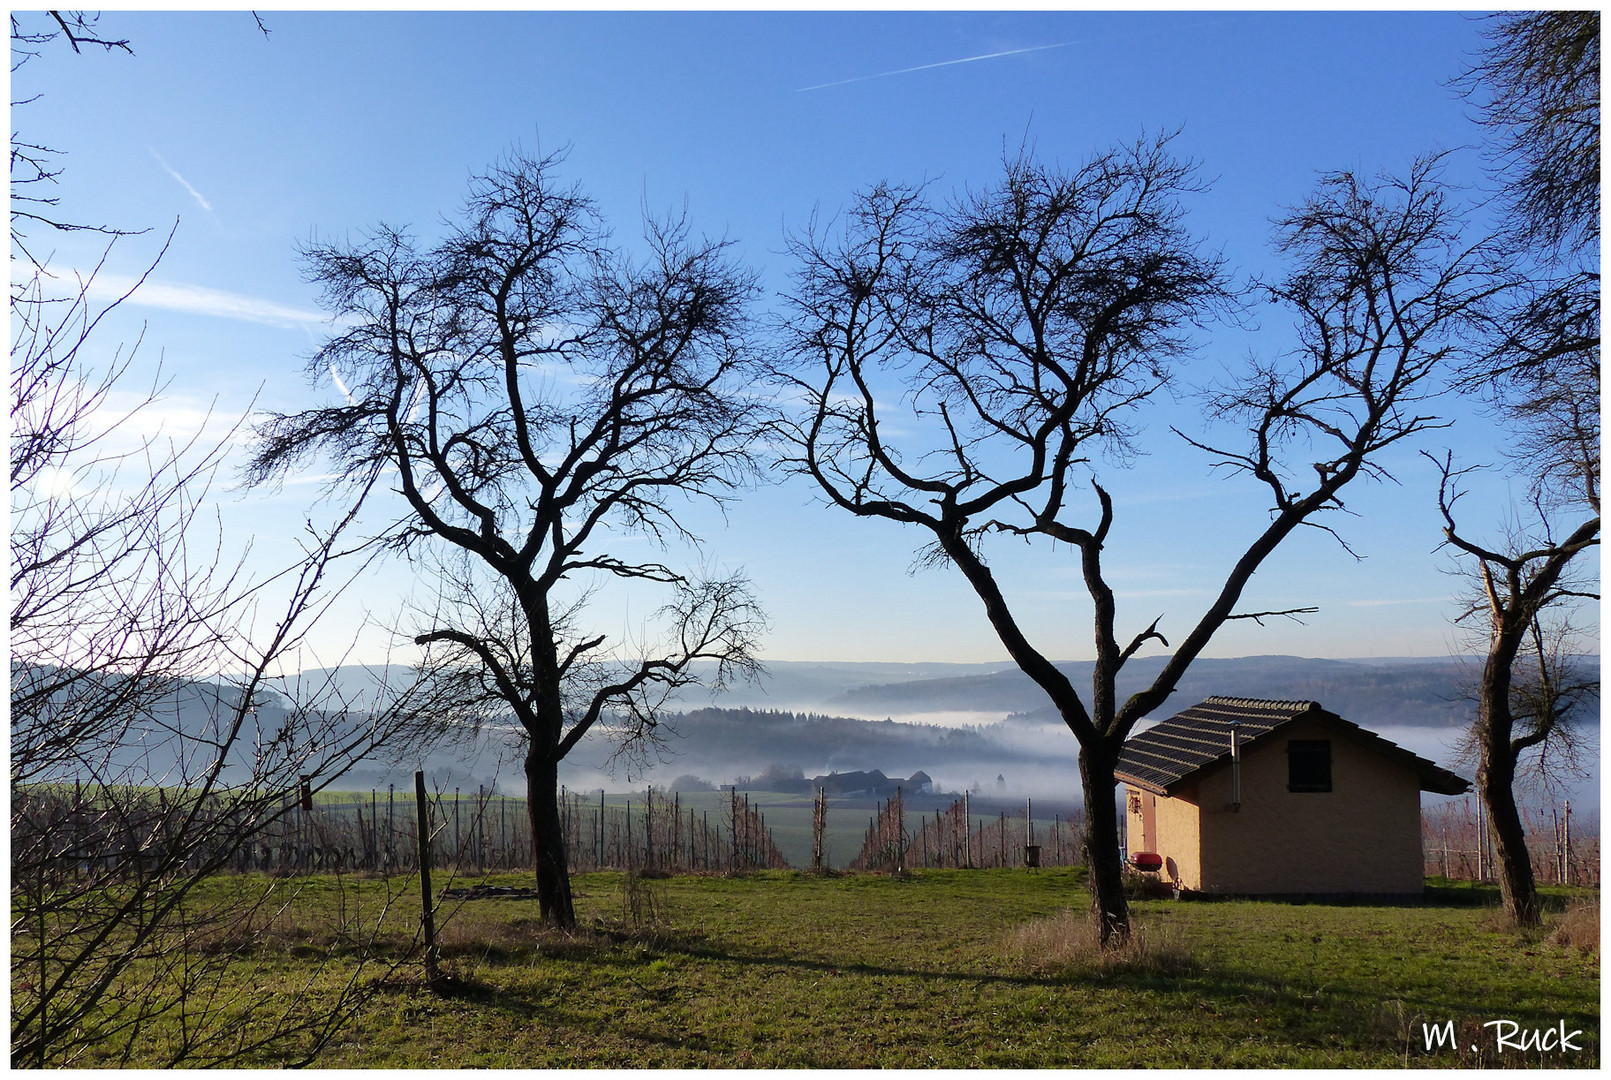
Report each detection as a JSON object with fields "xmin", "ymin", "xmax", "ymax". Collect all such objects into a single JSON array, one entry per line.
[{"xmin": 310, "ymin": 655, "xmax": 1597, "ymax": 815}]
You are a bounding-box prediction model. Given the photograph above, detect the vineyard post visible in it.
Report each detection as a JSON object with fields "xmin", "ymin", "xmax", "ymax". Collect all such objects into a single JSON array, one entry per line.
[
  {"xmin": 893, "ymin": 787, "xmax": 904, "ymax": 873},
  {"xmin": 1564, "ymin": 799, "xmax": 1573, "ymax": 885},
  {"xmin": 643, "ymin": 787, "xmax": 652, "ymax": 872},
  {"xmin": 386, "ymin": 784, "xmax": 395, "ymax": 874},
  {"xmin": 964, "ymin": 791, "xmax": 972, "ymax": 869},
  {"xmin": 452, "ymin": 788, "xmax": 461, "ymax": 871},
  {"xmin": 812, "ymin": 787, "xmax": 827, "ymax": 873},
  {"xmin": 414, "ymin": 771, "xmax": 440, "ymax": 989}
]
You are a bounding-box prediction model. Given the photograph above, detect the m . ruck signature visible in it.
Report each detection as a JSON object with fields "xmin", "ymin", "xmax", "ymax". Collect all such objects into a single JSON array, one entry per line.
[{"xmin": 1422, "ymin": 1019, "xmax": 1586, "ymax": 1054}]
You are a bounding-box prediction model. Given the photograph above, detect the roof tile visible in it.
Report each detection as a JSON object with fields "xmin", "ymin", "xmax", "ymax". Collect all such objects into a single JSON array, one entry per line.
[{"xmin": 1116, "ymin": 696, "xmax": 1469, "ymax": 796}]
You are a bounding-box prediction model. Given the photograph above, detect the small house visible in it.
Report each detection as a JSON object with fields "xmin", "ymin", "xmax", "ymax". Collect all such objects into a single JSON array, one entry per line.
[
  {"xmin": 1115, "ymin": 697, "xmax": 1469, "ymax": 897},
  {"xmin": 811, "ymin": 769, "xmax": 932, "ymax": 798}
]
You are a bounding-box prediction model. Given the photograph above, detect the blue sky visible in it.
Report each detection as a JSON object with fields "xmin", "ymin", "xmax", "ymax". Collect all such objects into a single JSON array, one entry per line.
[{"xmin": 18, "ymin": 10, "xmax": 1568, "ymax": 668}]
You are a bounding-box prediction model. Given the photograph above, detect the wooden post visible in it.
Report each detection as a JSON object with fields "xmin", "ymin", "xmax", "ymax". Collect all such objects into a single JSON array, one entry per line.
[
  {"xmin": 812, "ymin": 787, "xmax": 828, "ymax": 873},
  {"xmin": 414, "ymin": 771, "xmax": 440, "ymax": 989},
  {"xmin": 963, "ymin": 790, "xmax": 972, "ymax": 869},
  {"xmin": 1563, "ymin": 798, "xmax": 1573, "ymax": 885},
  {"xmin": 476, "ymin": 785, "xmax": 485, "ymax": 874},
  {"xmin": 645, "ymin": 786, "xmax": 654, "ymax": 871}
]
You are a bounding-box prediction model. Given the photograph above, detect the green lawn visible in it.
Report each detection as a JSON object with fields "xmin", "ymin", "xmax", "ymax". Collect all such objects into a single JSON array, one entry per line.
[{"xmin": 43, "ymin": 868, "xmax": 1599, "ymax": 1068}]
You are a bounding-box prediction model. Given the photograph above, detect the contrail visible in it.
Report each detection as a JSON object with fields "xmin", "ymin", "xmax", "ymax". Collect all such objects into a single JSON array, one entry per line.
[
  {"xmin": 150, "ymin": 149, "xmax": 214, "ymax": 213},
  {"xmin": 796, "ymin": 19, "xmax": 1231, "ymax": 94},
  {"xmin": 797, "ymin": 41, "xmax": 1075, "ymax": 93}
]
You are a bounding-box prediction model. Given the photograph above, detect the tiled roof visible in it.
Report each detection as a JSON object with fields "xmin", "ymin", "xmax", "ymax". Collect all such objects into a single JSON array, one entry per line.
[{"xmin": 1116, "ymin": 696, "xmax": 1470, "ymax": 797}]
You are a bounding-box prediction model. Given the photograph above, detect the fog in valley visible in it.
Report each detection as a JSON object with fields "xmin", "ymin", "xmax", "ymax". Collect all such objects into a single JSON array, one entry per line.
[{"xmin": 322, "ymin": 655, "xmax": 1598, "ymax": 818}]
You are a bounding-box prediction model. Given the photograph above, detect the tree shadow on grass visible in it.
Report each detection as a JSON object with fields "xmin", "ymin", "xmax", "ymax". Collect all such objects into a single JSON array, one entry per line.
[{"xmin": 367, "ymin": 907, "xmax": 1598, "ymax": 1068}]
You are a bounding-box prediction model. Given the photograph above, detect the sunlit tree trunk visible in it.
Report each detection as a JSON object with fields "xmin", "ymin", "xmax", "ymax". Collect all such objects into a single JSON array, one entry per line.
[
  {"xmin": 525, "ymin": 750, "xmax": 576, "ymax": 927},
  {"xmin": 1079, "ymin": 743, "xmax": 1129, "ymax": 944}
]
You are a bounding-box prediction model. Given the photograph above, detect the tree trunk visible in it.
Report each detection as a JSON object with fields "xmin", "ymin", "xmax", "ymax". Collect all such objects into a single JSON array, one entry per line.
[
  {"xmin": 1476, "ymin": 635, "xmax": 1543, "ymax": 928},
  {"xmin": 1483, "ymin": 778, "xmax": 1541, "ymax": 927},
  {"xmin": 1477, "ymin": 722, "xmax": 1542, "ymax": 927},
  {"xmin": 525, "ymin": 750, "xmax": 575, "ymax": 927},
  {"xmin": 1079, "ymin": 742, "xmax": 1129, "ymax": 944}
]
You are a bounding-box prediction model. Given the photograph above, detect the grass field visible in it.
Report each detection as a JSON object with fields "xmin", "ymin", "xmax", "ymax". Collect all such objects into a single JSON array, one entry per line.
[{"xmin": 60, "ymin": 866, "xmax": 1598, "ymax": 1068}]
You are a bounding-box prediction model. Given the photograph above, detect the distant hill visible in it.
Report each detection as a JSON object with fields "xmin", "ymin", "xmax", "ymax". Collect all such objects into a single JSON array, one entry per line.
[
  {"xmin": 663, "ymin": 660, "xmax": 1012, "ymax": 710},
  {"xmin": 823, "ymin": 655, "xmax": 1504, "ymax": 729},
  {"xmin": 22, "ymin": 655, "xmax": 1593, "ymax": 809},
  {"xmin": 636, "ymin": 706, "xmax": 1037, "ymax": 777}
]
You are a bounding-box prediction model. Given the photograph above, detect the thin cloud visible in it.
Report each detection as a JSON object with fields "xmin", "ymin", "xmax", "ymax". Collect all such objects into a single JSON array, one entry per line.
[
  {"xmin": 150, "ymin": 149, "xmax": 214, "ymax": 214},
  {"xmin": 797, "ymin": 41, "xmax": 1074, "ymax": 93},
  {"xmin": 84, "ymin": 272, "xmax": 333, "ymax": 330}
]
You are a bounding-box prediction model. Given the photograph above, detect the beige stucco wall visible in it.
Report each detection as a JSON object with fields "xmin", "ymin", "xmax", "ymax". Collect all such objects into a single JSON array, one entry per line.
[
  {"xmin": 1130, "ymin": 717, "xmax": 1426, "ymax": 895},
  {"xmin": 1125, "ymin": 785, "xmax": 1202, "ymax": 890}
]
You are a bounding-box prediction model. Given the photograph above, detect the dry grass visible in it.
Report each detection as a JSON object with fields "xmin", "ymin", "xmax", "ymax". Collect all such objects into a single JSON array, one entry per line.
[
  {"xmin": 1005, "ymin": 908, "xmax": 1197, "ymax": 977},
  {"xmin": 1549, "ymin": 898, "xmax": 1599, "ymax": 956}
]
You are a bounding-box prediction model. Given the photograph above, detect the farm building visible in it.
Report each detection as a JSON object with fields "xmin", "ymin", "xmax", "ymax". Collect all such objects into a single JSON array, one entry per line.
[
  {"xmin": 1116, "ymin": 697, "xmax": 1470, "ymax": 897},
  {"xmin": 810, "ymin": 769, "xmax": 931, "ymax": 798}
]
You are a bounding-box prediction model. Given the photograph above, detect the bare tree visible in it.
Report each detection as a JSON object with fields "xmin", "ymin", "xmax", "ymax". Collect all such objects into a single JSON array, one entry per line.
[
  {"xmin": 1457, "ymin": 10, "xmax": 1598, "ymax": 256},
  {"xmin": 9, "ymin": 184, "xmax": 459, "ymax": 1066},
  {"xmin": 11, "ymin": 14, "xmax": 454, "ymax": 1063},
  {"xmin": 9, "ymin": 166, "xmax": 454, "ymax": 1073},
  {"xmin": 1455, "ymin": 12, "xmax": 1599, "ymax": 514},
  {"xmin": 1431, "ymin": 10, "xmax": 1601, "ymax": 928},
  {"xmin": 1432, "ymin": 456, "xmax": 1599, "ymax": 919},
  {"xmin": 778, "ymin": 138, "xmax": 1495, "ymax": 943},
  {"xmin": 247, "ymin": 150, "xmax": 768, "ymax": 926}
]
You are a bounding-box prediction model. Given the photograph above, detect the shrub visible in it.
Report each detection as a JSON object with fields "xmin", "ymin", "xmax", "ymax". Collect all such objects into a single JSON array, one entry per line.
[
  {"xmin": 1549, "ymin": 899, "xmax": 1598, "ymax": 955},
  {"xmin": 1122, "ymin": 869, "xmax": 1177, "ymax": 900},
  {"xmin": 619, "ymin": 871, "xmax": 668, "ymax": 929}
]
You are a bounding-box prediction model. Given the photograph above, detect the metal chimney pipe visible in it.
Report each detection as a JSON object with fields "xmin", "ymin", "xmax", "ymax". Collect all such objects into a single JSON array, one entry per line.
[{"xmin": 1229, "ymin": 720, "xmax": 1242, "ymax": 811}]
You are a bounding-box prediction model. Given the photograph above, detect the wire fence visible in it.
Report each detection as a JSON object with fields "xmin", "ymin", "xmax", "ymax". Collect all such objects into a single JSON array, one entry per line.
[
  {"xmin": 1422, "ymin": 795, "xmax": 1599, "ymax": 886},
  {"xmin": 15, "ymin": 783, "xmax": 1597, "ymax": 886},
  {"xmin": 11, "ymin": 782, "xmax": 791, "ymax": 882},
  {"xmin": 848, "ymin": 790, "xmax": 1086, "ymax": 872}
]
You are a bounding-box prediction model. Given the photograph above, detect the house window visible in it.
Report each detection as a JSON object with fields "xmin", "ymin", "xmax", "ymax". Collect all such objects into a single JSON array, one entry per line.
[{"xmin": 1287, "ymin": 740, "xmax": 1332, "ymax": 792}]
